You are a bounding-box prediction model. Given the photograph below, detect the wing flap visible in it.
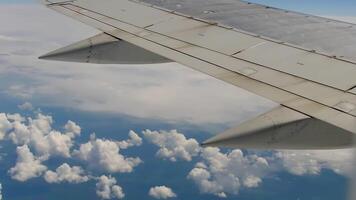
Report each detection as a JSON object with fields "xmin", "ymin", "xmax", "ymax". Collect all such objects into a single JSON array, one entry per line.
[
  {"xmin": 39, "ymin": 32, "xmax": 170, "ymax": 64},
  {"xmin": 202, "ymin": 106, "xmax": 353, "ymax": 149}
]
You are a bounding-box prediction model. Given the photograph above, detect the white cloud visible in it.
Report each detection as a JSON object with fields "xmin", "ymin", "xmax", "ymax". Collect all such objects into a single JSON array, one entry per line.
[
  {"xmin": 0, "ymin": 183, "xmax": 2, "ymax": 200},
  {"xmin": 325, "ymin": 16, "xmax": 356, "ymax": 24},
  {"xmin": 117, "ymin": 130, "xmax": 142, "ymax": 149},
  {"xmin": 9, "ymin": 145, "xmax": 47, "ymax": 182},
  {"xmin": 143, "ymin": 130, "xmax": 200, "ymax": 162},
  {"xmin": 7, "ymin": 113, "xmax": 79, "ymax": 158},
  {"xmin": 74, "ymin": 135, "xmax": 141, "ymax": 173},
  {"xmin": 186, "ymin": 147, "xmax": 354, "ymax": 197},
  {"xmin": 8, "ymin": 120, "xmax": 31, "ymax": 145},
  {"xmin": 276, "ymin": 149, "xmax": 354, "ymax": 176},
  {"xmin": 18, "ymin": 102, "xmax": 33, "ymax": 111},
  {"xmin": 64, "ymin": 120, "xmax": 81, "ymax": 138},
  {"xmin": 0, "ymin": 113, "xmax": 12, "ymax": 140},
  {"xmin": 0, "ymin": 35, "xmax": 23, "ymax": 42},
  {"xmin": 6, "ymin": 113, "xmax": 25, "ymax": 122},
  {"xmin": 142, "ymin": 128, "xmax": 355, "ymax": 197},
  {"xmin": 187, "ymin": 147, "xmax": 269, "ymax": 197},
  {"xmin": 149, "ymin": 186, "xmax": 177, "ymax": 199},
  {"xmin": 44, "ymin": 163, "xmax": 89, "ymax": 184},
  {"xmin": 243, "ymin": 176, "xmax": 262, "ymax": 188},
  {"xmin": 37, "ymin": 130, "xmax": 74, "ymax": 158},
  {"xmin": 96, "ymin": 175, "xmax": 125, "ymax": 199}
]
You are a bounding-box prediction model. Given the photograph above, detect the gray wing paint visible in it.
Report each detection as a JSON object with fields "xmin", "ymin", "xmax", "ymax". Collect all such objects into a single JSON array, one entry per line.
[
  {"xmin": 40, "ymin": 0, "xmax": 356, "ymax": 149},
  {"xmin": 40, "ymin": 32, "xmax": 171, "ymax": 64},
  {"xmin": 140, "ymin": 0, "xmax": 356, "ymax": 62}
]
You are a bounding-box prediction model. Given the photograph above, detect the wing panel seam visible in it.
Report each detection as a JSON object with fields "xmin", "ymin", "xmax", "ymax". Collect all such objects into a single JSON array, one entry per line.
[
  {"xmin": 52, "ymin": 3, "xmax": 356, "ymax": 120},
  {"xmin": 61, "ymin": 3, "xmax": 356, "ymax": 93}
]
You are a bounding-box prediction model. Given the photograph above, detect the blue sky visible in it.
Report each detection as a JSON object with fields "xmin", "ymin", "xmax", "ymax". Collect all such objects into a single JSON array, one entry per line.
[
  {"xmin": 250, "ymin": 0, "xmax": 356, "ymax": 15},
  {"xmin": 0, "ymin": 0, "xmax": 355, "ymax": 200}
]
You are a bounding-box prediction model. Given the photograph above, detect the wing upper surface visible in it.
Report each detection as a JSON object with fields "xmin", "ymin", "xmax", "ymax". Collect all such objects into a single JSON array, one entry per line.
[
  {"xmin": 140, "ymin": 0, "xmax": 356, "ymax": 63},
  {"xmin": 41, "ymin": 0, "xmax": 356, "ymax": 136}
]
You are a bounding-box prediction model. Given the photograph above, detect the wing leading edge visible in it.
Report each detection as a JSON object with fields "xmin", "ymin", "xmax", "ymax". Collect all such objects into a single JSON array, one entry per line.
[{"xmin": 40, "ymin": 0, "xmax": 356, "ymax": 149}]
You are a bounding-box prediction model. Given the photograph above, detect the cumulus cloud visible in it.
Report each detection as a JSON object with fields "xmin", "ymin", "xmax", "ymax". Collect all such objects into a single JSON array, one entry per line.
[
  {"xmin": 6, "ymin": 113, "xmax": 25, "ymax": 122},
  {"xmin": 143, "ymin": 130, "xmax": 200, "ymax": 162},
  {"xmin": 74, "ymin": 135, "xmax": 141, "ymax": 173},
  {"xmin": 6, "ymin": 113, "xmax": 80, "ymax": 158},
  {"xmin": 149, "ymin": 186, "xmax": 177, "ymax": 199},
  {"xmin": 96, "ymin": 175, "xmax": 125, "ymax": 199},
  {"xmin": 64, "ymin": 120, "xmax": 81, "ymax": 138},
  {"xmin": 142, "ymin": 130, "xmax": 273, "ymax": 197},
  {"xmin": 117, "ymin": 130, "xmax": 142, "ymax": 149},
  {"xmin": 18, "ymin": 102, "xmax": 33, "ymax": 111},
  {"xmin": 0, "ymin": 113, "xmax": 12, "ymax": 140},
  {"xmin": 44, "ymin": 163, "xmax": 89, "ymax": 184},
  {"xmin": 142, "ymin": 129, "xmax": 355, "ymax": 197},
  {"xmin": 243, "ymin": 175, "xmax": 262, "ymax": 188},
  {"xmin": 0, "ymin": 183, "xmax": 2, "ymax": 200},
  {"xmin": 276, "ymin": 149, "xmax": 353, "ymax": 176},
  {"xmin": 9, "ymin": 145, "xmax": 47, "ymax": 182},
  {"xmin": 187, "ymin": 147, "xmax": 269, "ymax": 197},
  {"xmin": 8, "ymin": 120, "xmax": 31, "ymax": 145}
]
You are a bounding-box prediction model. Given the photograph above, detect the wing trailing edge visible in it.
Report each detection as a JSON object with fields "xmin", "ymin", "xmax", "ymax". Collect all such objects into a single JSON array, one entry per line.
[
  {"xmin": 202, "ymin": 106, "xmax": 353, "ymax": 150},
  {"xmin": 39, "ymin": 33, "xmax": 171, "ymax": 64}
]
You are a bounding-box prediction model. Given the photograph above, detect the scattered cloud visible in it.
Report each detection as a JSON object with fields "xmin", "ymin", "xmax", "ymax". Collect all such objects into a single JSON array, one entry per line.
[
  {"xmin": 0, "ymin": 183, "xmax": 2, "ymax": 200},
  {"xmin": 143, "ymin": 129, "xmax": 354, "ymax": 197},
  {"xmin": 64, "ymin": 120, "xmax": 81, "ymax": 138},
  {"xmin": 2, "ymin": 111, "xmax": 144, "ymax": 198},
  {"xmin": 143, "ymin": 129, "xmax": 200, "ymax": 162},
  {"xmin": 117, "ymin": 130, "xmax": 142, "ymax": 149},
  {"xmin": 44, "ymin": 163, "xmax": 89, "ymax": 184},
  {"xmin": 96, "ymin": 175, "xmax": 125, "ymax": 199},
  {"xmin": 149, "ymin": 186, "xmax": 177, "ymax": 199},
  {"xmin": 243, "ymin": 175, "xmax": 262, "ymax": 188},
  {"xmin": 3, "ymin": 111, "xmax": 143, "ymax": 189},
  {"xmin": 7, "ymin": 113, "xmax": 79, "ymax": 158},
  {"xmin": 17, "ymin": 102, "xmax": 33, "ymax": 111},
  {"xmin": 187, "ymin": 147, "xmax": 269, "ymax": 197},
  {"xmin": 74, "ymin": 134, "xmax": 142, "ymax": 173},
  {"xmin": 276, "ymin": 150, "xmax": 353, "ymax": 176},
  {"xmin": 0, "ymin": 113, "xmax": 11, "ymax": 140},
  {"xmin": 9, "ymin": 145, "xmax": 47, "ymax": 182},
  {"xmin": 0, "ymin": 110, "xmax": 355, "ymax": 198}
]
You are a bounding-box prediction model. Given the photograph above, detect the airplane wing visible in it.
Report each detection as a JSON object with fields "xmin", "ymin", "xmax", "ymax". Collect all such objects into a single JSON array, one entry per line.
[{"xmin": 40, "ymin": 0, "xmax": 356, "ymax": 149}]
